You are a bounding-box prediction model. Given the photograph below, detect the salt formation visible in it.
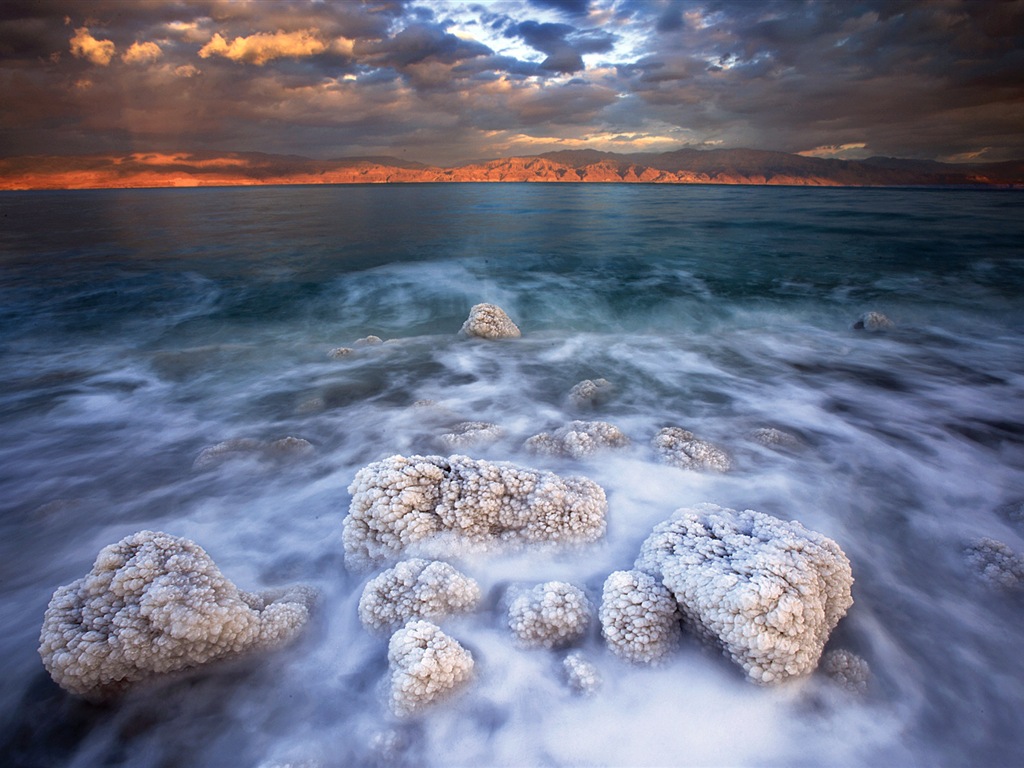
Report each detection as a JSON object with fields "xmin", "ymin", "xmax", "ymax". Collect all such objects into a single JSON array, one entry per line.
[
  {"xmin": 652, "ymin": 427, "xmax": 732, "ymax": 472},
  {"xmin": 524, "ymin": 420, "xmax": 630, "ymax": 459},
  {"xmin": 193, "ymin": 436, "xmax": 314, "ymax": 470},
  {"xmin": 459, "ymin": 303, "xmax": 521, "ymax": 339},
  {"xmin": 821, "ymin": 649, "xmax": 871, "ymax": 694},
  {"xmin": 562, "ymin": 650, "xmax": 602, "ymax": 695},
  {"xmin": 39, "ymin": 530, "xmax": 315, "ymax": 699},
  {"xmin": 354, "ymin": 335, "xmax": 384, "ymax": 346},
  {"xmin": 437, "ymin": 421, "xmax": 503, "ymax": 451},
  {"xmin": 636, "ymin": 504, "xmax": 853, "ymax": 684},
  {"xmin": 963, "ymin": 537, "xmax": 1024, "ymax": 589},
  {"xmin": 507, "ymin": 581, "xmax": 592, "ymax": 649},
  {"xmin": 853, "ymin": 311, "xmax": 894, "ymax": 331},
  {"xmin": 343, "ymin": 454, "xmax": 607, "ymax": 567},
  {"xmin": 568, "ymin": 378, "xmax": 613, "ymax": 408},
  {"xmin": 599, "ymin": 570, "xmax": 681, "ymax": 664},
  {"xmin": 388, "ymin": 620, "xmax": 474, "ymax": 716},
  {"xmin": 358, "ymin": 559, "xmax": 481, "ymax": 633},
  {"xmin": 328, "ymin": 347, "xmax": 353, "ymax": 358}
]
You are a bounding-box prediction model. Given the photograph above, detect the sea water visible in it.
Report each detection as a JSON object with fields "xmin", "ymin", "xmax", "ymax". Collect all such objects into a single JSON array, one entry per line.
[{"xmin": 1, "ymin": 184, "xmax": 1022, "ymax": 767}]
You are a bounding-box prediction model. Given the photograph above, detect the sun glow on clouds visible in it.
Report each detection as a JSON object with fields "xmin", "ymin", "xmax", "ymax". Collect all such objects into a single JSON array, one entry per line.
[
  {"xmin": 69, "ymin": 27, "xmax": 115, "ymax": 66},
  {"xmin": 797, "ymin": 143, "xmax": 870, "ymax": 159},
  {"xmin": 198, "ymin": 29, "xmax": 329, "ymax": 65}
]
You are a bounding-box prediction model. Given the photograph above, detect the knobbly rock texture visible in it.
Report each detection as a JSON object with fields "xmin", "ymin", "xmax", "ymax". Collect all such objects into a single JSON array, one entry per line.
[
  {"xmin": 388, "ymin": 620, "xmax": 474, "ymax": 716},
  {"xmin": 358, "ymin": 559, "xmax": 481, "ymax": 633},
  {"xmin": 343, "ymin": 454, "xmax": 607, "ymax": 567},
  {"xmin": 506, "ymin": 581, "xmax": 592, "ymax": 649},
  {"xmin": 524, "ymin": 420, "xmax": 630, "ymax": 459},
  {"xmin": 636, "ymin": 504, "xmax": 853, "ymax": 684},
  {"xmin": 568, "ymin": 378, "xmax": 613, "ymax": 408},
  {"xmin": 459, "ymin": 303, "xmax": 521, "ymax": 339},
  {"xmin": 821, "ymin": 649, "xmax": 871, "ymax": 694},
  {"xmin": 562, "ymin": 650, "xmax": 601, "ymax": 695},
  {"xmin": 599, "ymin": 569, "xmax": 681, "ymax": 665},
  {"xmin": 963, "ymin": 537, "xmax": 1024, "ymax": 589},
  {"xmin": 748, "ymin": 427, "xmax": 804, "ymax": 450},
  {"xmin": 39, "ymin": 530, "xmax": 315, "ymax": 699},
  {"xmin": 652, "ymin": 427, "xmax": 732, "ymax": 472},
  {"xmin": 437, "ymin": 421, "xmax": 504, "ymax": 451}
]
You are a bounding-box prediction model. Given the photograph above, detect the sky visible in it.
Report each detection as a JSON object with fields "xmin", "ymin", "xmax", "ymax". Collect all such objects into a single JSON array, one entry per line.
[{"xmin": 1, "ymin": 0, "xmax": 1022, "ymax": 166}]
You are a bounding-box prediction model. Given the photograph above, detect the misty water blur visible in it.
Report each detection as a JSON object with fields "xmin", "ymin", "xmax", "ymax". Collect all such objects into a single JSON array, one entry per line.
[{"xmin": 1, "ymin": 184, "xmax": 1022, "ymax": 767}]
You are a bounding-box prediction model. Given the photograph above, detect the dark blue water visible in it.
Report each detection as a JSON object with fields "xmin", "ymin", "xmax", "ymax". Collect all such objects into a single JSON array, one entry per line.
[{"xmin": 1, "ymin": 184, "xmax": 1023, "ymax": 767}]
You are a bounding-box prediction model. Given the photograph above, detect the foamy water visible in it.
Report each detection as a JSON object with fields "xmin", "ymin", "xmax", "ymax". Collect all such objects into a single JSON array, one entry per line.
[{"xmin": 1, "ymin": 185, "xmax": 1022, "ymax": 766}]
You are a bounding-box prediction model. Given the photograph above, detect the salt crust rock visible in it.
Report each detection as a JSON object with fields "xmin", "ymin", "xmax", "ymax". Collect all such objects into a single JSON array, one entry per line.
[
  {"xmin": 354, "ymin": 335, "xmax": 384, "ymax": 346},
  {"xmin": 193, "ymin": 436, "xmax": 314, "ymax": 470},
  {"xmin": 507, "ymin": 581, "xmax": 592, "ymax": 649},
  {"xmin": 821, "ymin": 649, "xmax": 871, "ymax": 694},
  {"xmin": 853, "ymin": 311, "xmax": 894, "ymax": 331},
  {"xmin": 459, "ymin": 303, "xmax": 521, "ymax": 339},
  {"xmin": 358, "ymin": 559, "xmax": 481, "ymax": 633},
  {"xmin": 343, "ymin": 454, "xmax": 607, "ymax": 567},
  {"xmin": 388, "ymin": 620, "xmax": 473, "ymax": 716},
  {"xmin": 39, "ymin": 530, "xmax": 315, "ymax": 699},
  {"xmin": 636, "ymin": 504, "xmax": 853, "ymax": 684},
  {"xmin": 562, "ymin": 650, "xmax": 601, "ymax": 695},
  {"xmin": 653, "ymin": 427, "xmax": 732, "ymax": 472},
  {"xmin": 599, "ymin": 569, "xmax": 681, "ymax": 665},
  {"xmin": 568, "ymin": 378, "xmax": 613, "ymax": 408},
  {"xmin": 963, "ymin": 537, "xmax": 1024, "ymax": 589},
  {"xmin": 525, "ymin": 420, "xmax": 630, "ymax": 459},
  {"xmin": 437, "ymin": 421, "xmax": 504, "ymax": 451}
]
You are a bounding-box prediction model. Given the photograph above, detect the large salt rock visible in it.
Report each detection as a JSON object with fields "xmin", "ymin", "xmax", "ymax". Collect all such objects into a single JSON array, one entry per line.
[
  {"xmin": 358, "ymin": 559, "xmax": 481, "ymax": 633},
  {"xmin": 459, "ymin": 303, "xmax": 521, "ymax": 339},
  {"xmin": 388, "ymin": 620, "xmax": 473, "ymax": 716},
  {"xmin": 343, "ymin": 454, "xmax": 607, "ymax": 567},
  {"xmin": 39, "ymin": 530, "xmax": 315, "ymax": 699},
  {"xmin": 636, "ymin": 504, "xmax": 853, "ymax": 684},
  {"xmin": 963, "ymin": 537, "xmax": 1024, "ymax": 589}
]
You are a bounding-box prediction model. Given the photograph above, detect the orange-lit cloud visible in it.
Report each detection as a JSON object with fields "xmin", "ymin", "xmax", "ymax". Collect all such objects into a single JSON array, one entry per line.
[
  {"xmin": 198, "ymin": 29, "xmax": 327, "ymax": 65},
  {"xmin": 69, "ymin": 27, "xmax": 115, "ymax": 66},
  {"xmin": 122, "ymin": 41, "xmax": 162, "ymax": 65},
  {"xmin": 797, "ymin": 143, "xmax": 869, "ymax": 159}
]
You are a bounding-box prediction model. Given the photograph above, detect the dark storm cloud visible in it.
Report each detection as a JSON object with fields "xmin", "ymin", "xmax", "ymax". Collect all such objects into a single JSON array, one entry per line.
[
  {"xmin": 0, "ymin": 0, "xmax": 1021, "ymax": 164},
  {"xmin": 507, "ymin": 20, "xmax": 616, "ymax": 73}
]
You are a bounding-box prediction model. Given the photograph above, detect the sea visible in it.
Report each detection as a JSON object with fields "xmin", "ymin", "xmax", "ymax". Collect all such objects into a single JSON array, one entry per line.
[{"xmin": 1, "ymin": 183, "xmax": 1022, "ymax": 767}]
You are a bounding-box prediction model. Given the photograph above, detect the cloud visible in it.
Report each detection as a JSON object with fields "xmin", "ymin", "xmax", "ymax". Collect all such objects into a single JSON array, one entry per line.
[
  {"xmin": 508, "ymin": 20, "xmax": 616, "ymax": 73},
  {"xmin": 69, "ymin": 27, "xmax": 115, "ymax": 66},
  {"xmin": 797, "ymin": 143, "xmax": 869, "ymax": 159},
  {"xmin": 122, "ymin": 41, "xmax": 162, "ymax": 65},
  {"xmin": 198, "ymin": 29, "xmax": 328, "ymax": 65}
]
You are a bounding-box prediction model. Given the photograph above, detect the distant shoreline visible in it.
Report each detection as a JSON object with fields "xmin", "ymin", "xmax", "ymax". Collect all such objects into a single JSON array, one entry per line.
[{"xmin": 2, "ymin": 147, "xmax": 1022, "ymax": 191}]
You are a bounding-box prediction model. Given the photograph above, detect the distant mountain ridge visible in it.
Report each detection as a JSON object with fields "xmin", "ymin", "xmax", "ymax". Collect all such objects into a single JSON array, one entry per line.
[{"xmin": 2, "ymin": 147, "xmax": 1022, "ymax": 190}]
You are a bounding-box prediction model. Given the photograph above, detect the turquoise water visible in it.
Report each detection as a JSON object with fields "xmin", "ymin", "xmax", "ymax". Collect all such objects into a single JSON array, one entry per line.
[{"xmin": 1, "ymin": 184, "xmax": 1023, "ymax": 766}]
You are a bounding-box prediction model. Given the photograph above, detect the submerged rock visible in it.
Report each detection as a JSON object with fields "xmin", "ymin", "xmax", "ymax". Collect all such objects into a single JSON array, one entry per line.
[
  {"xmin": 636, "ymin": 504, "xmax": 854, "ymax": 685},
  {"xmin": 748, "ymin": 427, "xmax": 804, "ymax": 450},
  {"xmin": 652, "ymin": 427, "xmax": 732, "ymax": 472},
  {"xmin": 821, "ymin": 649, "xmax": 871, "ymax": 695},
  {"xmin": 39, "ymin": 530, "xmax": 315, "ymax": 699},
  {"xmin": 963, "ymin": 537, "xmax": 1024, "ymax": 589},
  {"xmin": 524, "ymin": 420, "xmax": 630, "ymax": 459},
  {"xmin": 562, "ymin": 651, "xmax": 601, "ymax": 695},
  {"xmin": 193, "ymin": 436, "xmax": 313, "ymax": 470},
  {"xmin": 459, "ymin": 303, "xmax": 521, "ymax": 339},
  {"xmin": 437, "ymin": 421, "xmax": 504, "ymax": 451},
  {"xmin": 568, "ymin": 378, "xmax": 614, "ymax": 408},
  {"xmin": 853, "ymin": 311, "xmax": 894, "ymax": 331}
]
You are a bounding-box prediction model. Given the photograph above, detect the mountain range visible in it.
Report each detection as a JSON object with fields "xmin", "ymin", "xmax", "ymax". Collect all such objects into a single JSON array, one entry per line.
[{"xmin": 2, "ymin": 147, "xmax": 1022, "ymax": 190}]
